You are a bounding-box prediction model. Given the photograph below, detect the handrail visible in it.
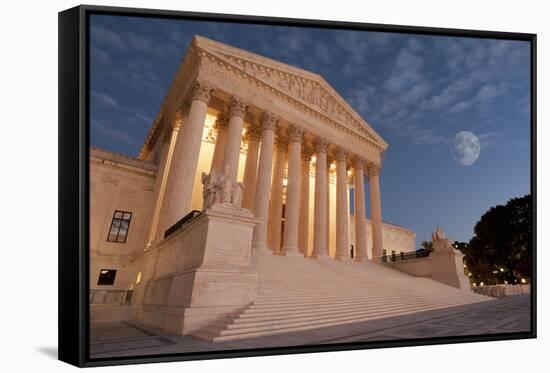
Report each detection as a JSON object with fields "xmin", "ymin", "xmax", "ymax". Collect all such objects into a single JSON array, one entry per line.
[
  {"xmin": 381, "ymin": 249, "xmax": 431, "ymax": 263},
  {"xmin": 89, "ymin": 289, "xmax": 133, "ymax": 305},
  {"xmin": 164, "ymin": 210, "xmax": 202, "ymax": 238}
]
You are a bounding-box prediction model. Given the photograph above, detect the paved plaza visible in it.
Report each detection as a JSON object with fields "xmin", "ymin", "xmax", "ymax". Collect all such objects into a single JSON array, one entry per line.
[{"xmin": 90, "ymin": 294, "xmax": 531, "ymax": 359}]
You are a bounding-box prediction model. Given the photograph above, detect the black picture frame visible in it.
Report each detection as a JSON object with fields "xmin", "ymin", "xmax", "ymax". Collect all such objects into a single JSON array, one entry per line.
[{"xmin": 58, "ymin": 4, "xmax": 537, "ymax": 367}]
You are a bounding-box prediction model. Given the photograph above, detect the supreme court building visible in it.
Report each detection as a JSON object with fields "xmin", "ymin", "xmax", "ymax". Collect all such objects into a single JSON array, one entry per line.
[{"xmin": 89, "ymin": 36, "xmax": 481, "ymax": 341}]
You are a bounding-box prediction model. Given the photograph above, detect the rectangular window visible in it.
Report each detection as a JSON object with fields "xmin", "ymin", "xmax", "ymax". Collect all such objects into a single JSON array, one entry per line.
[
  {"xmin": 97, "ymin": 269, "xmax": 117, "ymax": 285},
  {"xmin": 107, "ymin": 210, "xmax": 132, "ymax": 243}
]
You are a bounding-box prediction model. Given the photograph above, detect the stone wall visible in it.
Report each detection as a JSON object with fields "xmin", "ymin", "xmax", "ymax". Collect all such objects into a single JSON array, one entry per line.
[
  {"xmin": 89, "ymin": 147, "xmax": 157, "ymax": 291},
  {"xmin": 386, "ymin": 258, "xmax": 431, "ymax": 277},
  {"xmin": 473, "ymin": 284, "xmax": 530, "ymax": 297},
  {"xmin": 384, "ymin": 242, "xmax": 471, "ymax": 290},
  {"xmin": 349, "ymin": 215, "xmax": 416, "ymax": 259},
  {"xmin": 138, "ymin": 204, "xmax": 259, "ymax": 335}
]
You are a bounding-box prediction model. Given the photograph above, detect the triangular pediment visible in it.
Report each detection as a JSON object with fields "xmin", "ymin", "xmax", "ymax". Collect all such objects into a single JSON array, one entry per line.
[{"xmin": 193, "ymin": 35, "xmax": 388, "ymax": 150}]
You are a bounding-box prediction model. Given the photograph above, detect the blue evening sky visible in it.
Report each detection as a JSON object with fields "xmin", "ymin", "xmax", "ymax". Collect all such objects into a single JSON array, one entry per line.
[{"xmin": 89, "ymin": 14, "xmax": 531, "ymax": 246}]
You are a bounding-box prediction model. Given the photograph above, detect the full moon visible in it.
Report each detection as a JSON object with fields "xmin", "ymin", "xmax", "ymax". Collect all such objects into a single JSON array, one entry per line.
[{"xmin": 451, "ymin": 131, "xmax": 480, "ymax": 166}]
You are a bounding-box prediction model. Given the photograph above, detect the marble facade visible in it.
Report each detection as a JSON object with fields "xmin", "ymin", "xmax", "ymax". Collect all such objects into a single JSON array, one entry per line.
[{"xmin": 88, "ymin": 36, "xmax": 427, "ymax": 330}]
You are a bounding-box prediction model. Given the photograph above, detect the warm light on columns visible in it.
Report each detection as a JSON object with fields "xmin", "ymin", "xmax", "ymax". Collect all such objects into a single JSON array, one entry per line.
[{"xmin": 281, "ymin": 125, "xmax": 304, "ymax": 256}]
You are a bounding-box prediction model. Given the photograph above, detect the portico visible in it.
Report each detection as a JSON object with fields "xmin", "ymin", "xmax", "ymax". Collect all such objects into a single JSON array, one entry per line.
[
  {"xmin": 88, "ymin": 35, "xmax": 487, "ymax": 342},
  {"xmin": 140, "ymin": 35, "xmax": 388, "ymax": 262}
]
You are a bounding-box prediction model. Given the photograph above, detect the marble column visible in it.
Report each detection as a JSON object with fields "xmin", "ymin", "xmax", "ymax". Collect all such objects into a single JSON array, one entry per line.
[
  {"xmin": 221, "ymin": 97, "xmax": 248, "ymax": 180},
  {"xmin": 311, "ymin": 137, "xmax": 329, "ymax": 258},
  {"xmin": 298, "ymin": 147, "xmax": 314, "ymax": 255},
  {"xmin": 281, "ymin": 126, "xmax": 304, "ymax": 256},
  {"xmin": 368, "ymin": 164, "xmax": 384, "ymax": 261},
  {"xmin": 334, "ymin": 147, "xmax": 350, "ymax": 260},
  {"xmin": 146, "ymin": 116, "xmax": 181, "ymax": 244},
  {"xmin": 326, "ymin": 157, "xmax": 332, "ymax": 254},
  {"xmin": 241, "ymin": 123, "xmax": 262, "ymax": 210},
  {"xmin": 267, "ymin": 134, "xmax": 287, "ymax": 253},
  {"xmin": 352, "ymin": 157, "xmax": 367, "ymax": 262},
  {"xmin": 210, "ymin": 111, "xmax": 229, "ymax": 173},
  {"xmin": 159, "ymin": 81, "xmax": 213, "ymax": 233},
  {"xmin": 252, "ymin": 113, "xmax": 278, "ymax": 251}
]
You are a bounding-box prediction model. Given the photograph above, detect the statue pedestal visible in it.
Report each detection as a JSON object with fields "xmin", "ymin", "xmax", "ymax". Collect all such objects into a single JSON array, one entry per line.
[
  {"xmin": 429, "ymin": 239, "xmax": 470, "ymax": 290},
  {"xmin": 139, "ymin": 203, "xmax": 260, "ymax": 335}
]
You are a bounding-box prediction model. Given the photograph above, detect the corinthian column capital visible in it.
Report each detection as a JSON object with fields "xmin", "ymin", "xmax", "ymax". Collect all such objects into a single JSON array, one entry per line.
[
  {"xmin": 352, "ymin": 156, "xmax": 366, "ymax": 169},
  {"xmin": 229, "ymin": 96, "xmax": 249, "ymax": 119},
  {"xmin": 213, "ymin": 111, "xmax": 229, "ymax": 130},
  {"xmin": 191, "ymin": 80, "xmax": 214, "ymax": 104},
  {"xmin": 287, "ymin": 125, "xmax": 304, "ymax": 144},
  {"xmin": 302, "ymin": 146, "xmax": 315, "ymax": 161},
  {"xmin": 244, "ymin": 124, "xmax": 262, "ymax": 142},
  {"xmin": 367, "ymin": 164, "xmax": 381, "ymax": 177},
  {"xmin": 275, "ymin": 134, "xmax": 289, "ymax": 150},
  {"xmin": 313, "ymin": 137, "xmax": 329, "ymax": 153},
  {"xmin": 334, "ymin": 146, "xmax": 349, "ymax": 162},
  {"xmin": 260, "ymin": 111, "xmax": 279, "ymax": 132}
]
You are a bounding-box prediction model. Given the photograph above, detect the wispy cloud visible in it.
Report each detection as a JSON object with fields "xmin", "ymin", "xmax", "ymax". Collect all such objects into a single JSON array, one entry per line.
[
  {"xmin": 91, "ymin": 119, "xmax": 142, "ymax": 150},
  {"xmin": 91, "ymin": 24, "xmax": 128, "ymax": 51}
]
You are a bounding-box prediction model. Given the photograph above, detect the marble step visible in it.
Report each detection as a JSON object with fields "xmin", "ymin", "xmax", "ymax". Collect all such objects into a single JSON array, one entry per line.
[
  {"xmin": 195, "ymin": 299, "xmax": 481, "ymax": 342},
  {"xmin": 90, "ymin": 305, "xmax": 136, "ymax": 321},
  {"xmin": 254, "ymin": 290, "xmax": 414, "ymax": 302},
  {"xmin": 225, "ymin": 298, "xmax": 481, "ymax": 330},
  {"xmin": 242, "ymin": 295, "xmax": 481, "ymax": 317},
  {"xmin": 250, "ymin": 292, "xmax": 479, "ymax": 308}
]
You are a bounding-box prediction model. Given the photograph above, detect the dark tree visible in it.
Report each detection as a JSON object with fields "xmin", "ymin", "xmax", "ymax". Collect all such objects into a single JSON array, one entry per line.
[
  {"xmin": 420, "ymin": 240, "xmax": 433, "ymax": 252},
  {"xmin": 466, "ymin": 194, "xmax": 532, "ymax": 284}
]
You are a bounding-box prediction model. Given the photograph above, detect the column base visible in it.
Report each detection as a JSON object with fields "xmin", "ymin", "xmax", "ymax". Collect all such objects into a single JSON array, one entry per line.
[
  {"xmin": 309, "ymin": 253, "xmax": 331, "ymax": 260},
  {"xmin": 281, "ymin": 246, "xmax": 304, "ymax": 257},
  {"xmin": 334, "ymin": 256, "xmax": 353, "ymax": 261},
  {"xmin": 282, "ymin": 248, "xmax": 305, "ymax": 258},
  {"xmin": 251, "ymin": 242, "xmax": 273, "ymax": 255},
  {"xmin": 353, "ymin": 256, "xmax": 367, "ymax": 263},
  {"xmin": 370, "ymin": 256, "xmax": 383, "ymax": 263}
]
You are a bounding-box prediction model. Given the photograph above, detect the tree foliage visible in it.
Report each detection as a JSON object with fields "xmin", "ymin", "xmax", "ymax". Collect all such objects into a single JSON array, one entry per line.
[
  {"xmin": 464, "ymin": 194, "xmax": 532, "ymax": 284},
  {"xmin": 420, "ymin": 240, "xmax": 434, "ymax": 252}
]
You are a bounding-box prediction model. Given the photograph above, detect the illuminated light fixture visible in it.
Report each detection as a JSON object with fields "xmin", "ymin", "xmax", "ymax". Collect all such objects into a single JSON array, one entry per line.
[
  {"xmin": 463, "ymin": 264, "xmax": 467, "ymax": 268},
  {"xmin": 493, "ymin": 270, "xmax": 498, "ymax": 274},
  {"xmin": 500, "ymin": 268, "xmax": 504, "ymax": 272},
  {"xmin": 473, "ymin": 283, "xmax": 477, "ymax": 287},
  {"xmin": 521, "ymin": 278, "xmax": 527, "ymax": 284},
  {"xmin": 480, "ymin": 282, "xmax": 484, "ymax": 286},
  {"xmin": 283, "ymin": 178, "xmax": 288, "ymax": 186},
  {"xmin": 136, "ymin": 272, "xmax": 142, "ymax": 285},
  {"xmin": 100, "ymin": 270, "xmax": 109, "ymax": 275},
  {"xmin": 504, "ymin": 280, "xmax": 508, "ymax": 285}
]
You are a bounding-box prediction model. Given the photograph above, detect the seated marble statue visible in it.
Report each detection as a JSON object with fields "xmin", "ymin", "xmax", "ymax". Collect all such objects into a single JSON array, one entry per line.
[
  {"xmin": 431, "ymin": 227, "xmax": 446, "ymax": 243},
  {"xmin": 201, "ymin": 167, "xmax": 244, "ymax": 210}
]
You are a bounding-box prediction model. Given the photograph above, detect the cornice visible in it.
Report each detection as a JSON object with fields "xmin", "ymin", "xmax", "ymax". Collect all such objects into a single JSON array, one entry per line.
[
  {"xmin": 193, "ymin": 36, "xmax": 388, "ymax": 150},
  {"xmin": 139, "ymin": 35, "xmax": 389, "ymax": 161}
]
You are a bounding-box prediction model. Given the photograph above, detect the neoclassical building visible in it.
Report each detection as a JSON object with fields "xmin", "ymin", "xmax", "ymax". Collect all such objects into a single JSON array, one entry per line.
[
  {"xmin": 89, "ymin": 36, "xmax": 481, "ymax": 341},
  {"xmin": 140, "ymin": 35, "xmax": 409, "ymax": 259}
]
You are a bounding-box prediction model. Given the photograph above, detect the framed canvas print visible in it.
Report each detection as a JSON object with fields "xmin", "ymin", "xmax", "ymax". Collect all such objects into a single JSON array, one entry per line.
[{"xmin": 58, "ymin": 4, "xmax": 536, "ymax": 367}]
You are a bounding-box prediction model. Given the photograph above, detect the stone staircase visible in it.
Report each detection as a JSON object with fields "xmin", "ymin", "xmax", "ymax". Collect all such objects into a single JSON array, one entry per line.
[
  {"xmin": 191, "ymin": 250, "xmax": 491, "ymax": 342},
  {"xmin": 90, "ymin": 304, "xmax": 136, "ymax": 322}
]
